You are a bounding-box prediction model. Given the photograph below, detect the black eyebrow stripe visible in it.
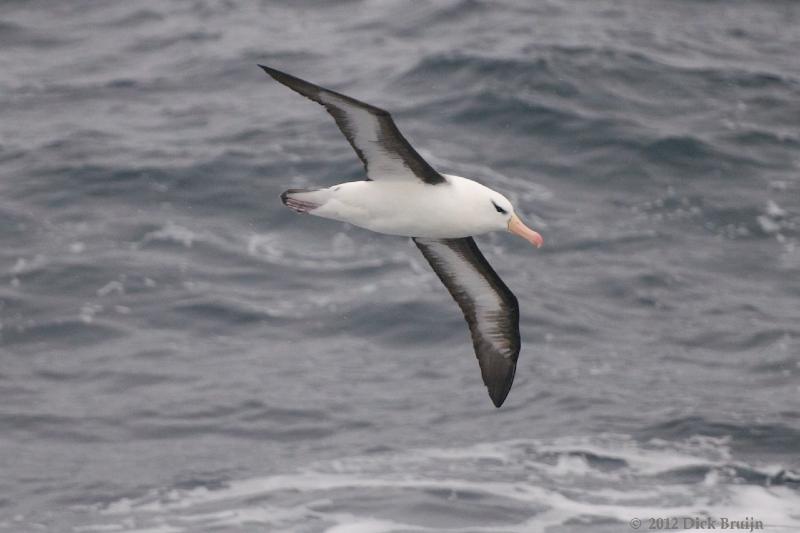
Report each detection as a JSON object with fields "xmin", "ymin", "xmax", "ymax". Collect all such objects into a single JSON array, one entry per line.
[{"xmin": 492, "ymin": 200, "xmax": 507, "ymax": 214}]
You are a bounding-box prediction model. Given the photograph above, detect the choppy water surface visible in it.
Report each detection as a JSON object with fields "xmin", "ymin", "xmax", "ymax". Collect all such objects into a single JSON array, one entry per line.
[{"xmin": 1, "ymin": 1, "xmax": 799, "ymax": 531}]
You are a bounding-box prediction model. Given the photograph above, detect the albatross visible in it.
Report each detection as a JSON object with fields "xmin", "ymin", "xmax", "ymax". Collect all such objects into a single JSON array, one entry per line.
[{"xmin": 260, "ymin": 65, "xmax": 543, "ymax": 407}]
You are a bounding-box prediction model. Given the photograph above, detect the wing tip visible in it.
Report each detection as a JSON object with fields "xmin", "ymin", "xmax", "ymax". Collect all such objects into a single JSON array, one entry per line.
[
  {"xmin": 488, "ymin": 380, "xmax": 513, "ymax": 408},
  {"xmin": 484, "ymin": 358, "xmax": 517, "ymax": 408},
  {"xmin": 257, "ymin": 64, "xmax": 323, "ymax": 102},
  {"xmin": 258, "ymin": 64, "xmax": 281, "ymax": 79}
]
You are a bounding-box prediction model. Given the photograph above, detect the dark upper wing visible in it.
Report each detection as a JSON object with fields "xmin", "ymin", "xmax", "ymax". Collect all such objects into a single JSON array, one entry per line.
[
  {"xmin": 413, "ymin": 237, "xmax": 521, "ymax": 407},
  {"xmin": 259, "ymin": 65, "xmax": 445, "ymax": 185}
]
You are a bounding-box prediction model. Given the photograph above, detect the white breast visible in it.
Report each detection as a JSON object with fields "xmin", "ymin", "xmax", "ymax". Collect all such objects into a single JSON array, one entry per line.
[{"xmin": 311, "ymin": 174, "xmax": 502, "ymax": 238}]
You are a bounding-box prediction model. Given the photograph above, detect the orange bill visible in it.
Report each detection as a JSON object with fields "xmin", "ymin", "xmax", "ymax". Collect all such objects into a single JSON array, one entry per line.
[{"xmin": 508, "ymin": 214, "xmax": 543, "ymax": 248}]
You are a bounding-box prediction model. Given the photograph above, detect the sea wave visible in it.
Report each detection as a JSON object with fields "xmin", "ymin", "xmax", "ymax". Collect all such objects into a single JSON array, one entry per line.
[{"xmin": 58, "ymin": 435, "xmax": 800, "ymax": 533}]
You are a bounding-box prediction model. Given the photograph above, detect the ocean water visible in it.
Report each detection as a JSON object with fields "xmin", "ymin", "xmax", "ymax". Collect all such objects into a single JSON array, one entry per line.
[{"xmin": 1, "ymin": 1, "xmax": 799, "ymax": 531}]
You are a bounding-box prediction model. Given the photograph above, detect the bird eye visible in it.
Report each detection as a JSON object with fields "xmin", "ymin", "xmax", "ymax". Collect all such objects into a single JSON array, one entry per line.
[{"xmin": 492, "ymin": 201, "xmax": 507, "ymax": 214}]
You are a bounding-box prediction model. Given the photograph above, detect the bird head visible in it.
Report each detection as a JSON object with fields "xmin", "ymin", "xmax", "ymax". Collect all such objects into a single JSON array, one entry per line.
[{"xmin": 486, "ymin": 193, "xmax": 543, "ymax": 248}]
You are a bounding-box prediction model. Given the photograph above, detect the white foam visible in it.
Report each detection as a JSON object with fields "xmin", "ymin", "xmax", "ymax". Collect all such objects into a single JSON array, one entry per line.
[
  {"xmin": 70, "ymin": 242, "xmax": 87, "ymax": 254},
  {"xmin": 97, "ymin": 281, "xmax": 125, "ymax": 297},
  {"xmin": 757, "ymin": 215, "xmax": 781, "ymax": 235},
  {"xmin": 246, "ymin": 231, "xmax": 400, "ymax": 271},
  {"xmin": 10, "ymin": 254, "xmax": 46, "ymax": 274},
  {"xmin": 766, "ymin": 200, "xmax": 787, "ymax": 219},
  {"xmin": 324, "ymin": 517, "xmax": 426, "ymax": 533},
  {"xmin": 73, "ymin": 435, "xmax": 800, "ymax": 533},
  {"xmin": 80, "ymin": 303, "xmax": 103, "ymax": 324},
  {"xmin": 142, "ymin": 222, "xmax": 200, "ymax": 248}
]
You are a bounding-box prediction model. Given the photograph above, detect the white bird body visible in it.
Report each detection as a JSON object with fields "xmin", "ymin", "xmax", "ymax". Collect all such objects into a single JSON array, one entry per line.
[{"xmin": 291, "ymin": 174, "xmax": 513, "ymax": 239}]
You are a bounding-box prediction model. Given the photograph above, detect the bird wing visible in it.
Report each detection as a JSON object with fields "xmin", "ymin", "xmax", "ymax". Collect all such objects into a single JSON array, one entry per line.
[
  {"xmin": 413, "ymin": 237, "xmax": 520, "ymax": 407},
  {"xmin": 259, "ymin": 65, "xmax": 445, "ymax": 185}
]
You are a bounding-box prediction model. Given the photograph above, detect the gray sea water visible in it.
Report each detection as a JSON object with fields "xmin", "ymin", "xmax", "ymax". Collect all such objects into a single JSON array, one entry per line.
[{"xmin": 1, "ymin": 1, "xmax": 799, "ymax": 531}]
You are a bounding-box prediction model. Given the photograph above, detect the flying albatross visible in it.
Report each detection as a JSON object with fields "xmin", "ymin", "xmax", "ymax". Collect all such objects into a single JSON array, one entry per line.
[{"xmin": 260, "ymin": 65, "xmax": 543, "ymax": 407}]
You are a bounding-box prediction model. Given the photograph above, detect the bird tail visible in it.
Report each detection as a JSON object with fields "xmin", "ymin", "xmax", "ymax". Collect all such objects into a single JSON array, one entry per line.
[{"xmin": 280, "ymin": 188, "xmax": 328, "ymax": 213}]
